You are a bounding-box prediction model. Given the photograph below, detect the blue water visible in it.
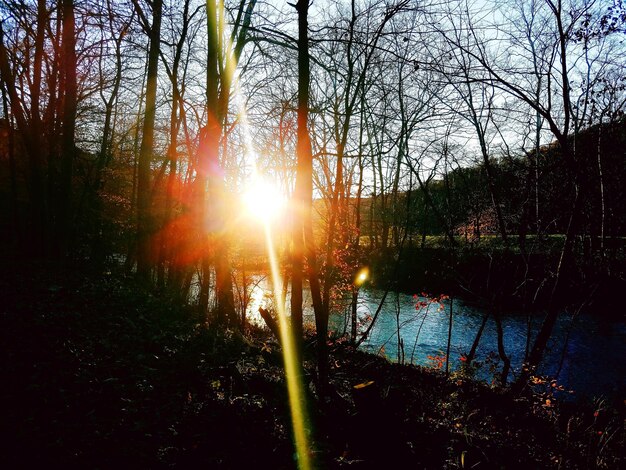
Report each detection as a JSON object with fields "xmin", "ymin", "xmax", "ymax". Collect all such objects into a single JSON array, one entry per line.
[
  {"xmin": 245, "ymin": 279, "xmax": 626, "ymax": 400},
  {"xmin": 330, "ymin": 289, "xmax": 626, "ymax": 400}
]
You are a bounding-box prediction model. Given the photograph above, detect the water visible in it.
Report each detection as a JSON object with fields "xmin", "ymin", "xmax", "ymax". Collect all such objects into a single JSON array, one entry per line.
[{"xmin": 244, "ymin": 279, "xmax": 626, "ymax": 400}]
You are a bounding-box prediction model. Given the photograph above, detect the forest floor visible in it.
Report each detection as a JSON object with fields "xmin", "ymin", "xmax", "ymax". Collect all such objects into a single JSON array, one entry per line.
[{"xmin": 1, "ymin": 261, "xmax": 624, "ymax": 469}]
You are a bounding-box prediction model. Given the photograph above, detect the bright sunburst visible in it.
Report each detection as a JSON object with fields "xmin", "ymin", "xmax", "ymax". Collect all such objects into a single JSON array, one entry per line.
[{"xmin": 242, "ymin": 177, "xmax": 286, "ymax": 221}]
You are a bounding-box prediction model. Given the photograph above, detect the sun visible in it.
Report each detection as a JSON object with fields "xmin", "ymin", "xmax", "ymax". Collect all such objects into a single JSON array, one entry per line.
[{"xmin": 242, "ymin": 177, "xmax": 286, "ymax": 221}]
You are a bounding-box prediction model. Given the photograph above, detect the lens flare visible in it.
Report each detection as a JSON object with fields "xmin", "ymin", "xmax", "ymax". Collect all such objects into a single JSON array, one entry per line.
[
  {"xmin": 355, "ymin": 267, "xmax": 369, "ymax": 286},
  {"xmin": 210, "ymin": 0, "xmax": 312, "ymax": 464},
  {"xmin": 263, "ymin": 222, "xmax": 312, "ymax": 470}
]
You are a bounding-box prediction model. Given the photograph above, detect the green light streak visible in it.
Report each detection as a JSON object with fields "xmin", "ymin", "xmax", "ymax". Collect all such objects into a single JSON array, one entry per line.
[
  {"xmin": 263, "ymin": 222, "xmax": 312, "ymax": 470},
  {"xmin": 210, "ymin": 0, "xmax": 311, "ymax": 459}
]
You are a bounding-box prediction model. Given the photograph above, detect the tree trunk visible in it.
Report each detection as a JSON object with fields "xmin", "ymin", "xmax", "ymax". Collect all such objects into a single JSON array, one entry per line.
[
  {"xmin": 125, "ymin": 59, "xmax": 148, "ymax": 272},
  {"xmin": 494, "ymin": 310, "xmax": 511, "ymax": 385},
  {"xmin": 445, "ymin": 298, "xmax": 453, "ymax": 376},
  {"xmin": 350, "ymin": 287, "xmax": 358, "ymax": 343},
  {"xmin": 136, "ymin": 0, "xmax": 163, "ymax": 281},
  {"xmin": 58, "ymin": 0, "xmax": 77, "ymax": 261},
  {"xmin": 160, "ymin": 0, "xmax": 192, "ymax": 291},
  {"xmin": 466, "ymin": 311, "xmax": 489, "ymax": 365},
  {"xmin": 293, "ymin": 0, "xmax": 326, "ymax": 384},
  {"xmin": 1, "ymin": 82, "xmax": 19, "ymax": 247},
  {"xmin": 597, "ymin": 118, "xmax": 605, "ymax": 258}
]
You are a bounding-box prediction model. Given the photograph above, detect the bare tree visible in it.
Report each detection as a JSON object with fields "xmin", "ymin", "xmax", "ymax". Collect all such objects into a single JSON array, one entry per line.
[
  {"xmin": 291, "ymin": 0, "xmax": 325, "ymax": 372},
  {"xmin": 133, "ymin": 0, "xmax": 163, "ymax": 280}
]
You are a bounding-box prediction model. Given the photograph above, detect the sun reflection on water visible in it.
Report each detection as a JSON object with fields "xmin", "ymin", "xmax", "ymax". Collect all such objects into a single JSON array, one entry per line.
[{"xmin": 244, "ymin": 279, "xmax": 269, "ymax": 325}]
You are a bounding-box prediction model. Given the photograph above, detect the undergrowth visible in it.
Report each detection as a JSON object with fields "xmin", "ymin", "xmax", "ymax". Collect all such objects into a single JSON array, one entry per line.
[{"xmin": 1, "ymin": 262, "xmax": 623, "ymax": 468}]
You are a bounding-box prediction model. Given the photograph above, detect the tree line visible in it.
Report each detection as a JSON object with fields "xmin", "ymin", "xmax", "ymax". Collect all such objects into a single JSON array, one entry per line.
[{"xmin": 362, "ymin": 120, "xmax": 626, "ymax": 250}]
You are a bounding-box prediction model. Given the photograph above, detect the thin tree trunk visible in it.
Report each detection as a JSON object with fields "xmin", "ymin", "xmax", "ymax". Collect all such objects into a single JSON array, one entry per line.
[
  {"xmin": 597, "ymin": 118, "xmax": 605, "ymax": 258},
  {"xmin": 526, "ymin": 150, "xmax": 581, "ymax": 371},
  {"xmin": 125, "ymin": 59, "xmax": 148, "ymax": 272},
  {"xmin": 350, "ymin": 286, "xmax": 358, "ymax": 344},
  {"xmin": 1, "ymin": 82, "xmax": 18, "ymax": 246},
  {"xmin": 494, "ymin": 310, "xmax": 510, "ymax": 385},
  {"xmin": 445, "ymin": 298, "xmax": 453, "ymax": 376},
  {"xmin": 58, "ymin": 0, "xmax": 77, "ymax": 261},
  {"xmin": 466, "ymin": 311, "xmax": 489, "ymax": 365},
  {"xmin": 136, "ymin": 0, "xmax": 163, "ymax": 281},
  {"xmin": 158, "ymin": 0, "xmax": 191, "ymax": 291},
  {"xmin": 294, "ymin": 0, "xmax": 325, "ymax": 384},
  {"xmin": 534, "ymin": 109, "xmax": 541, "ymax": 233},
  {"xmin": 515, "ymin": 147, "xmax": 585, "ymax": 391}
]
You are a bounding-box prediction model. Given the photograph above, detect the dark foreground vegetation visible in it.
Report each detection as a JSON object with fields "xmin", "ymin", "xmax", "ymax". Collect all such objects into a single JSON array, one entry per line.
[{"xmin": 2, "ymin": 263, "xmax": 624, "ymax": 469}]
